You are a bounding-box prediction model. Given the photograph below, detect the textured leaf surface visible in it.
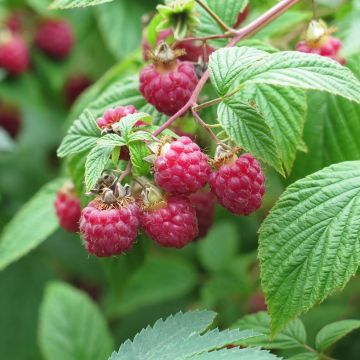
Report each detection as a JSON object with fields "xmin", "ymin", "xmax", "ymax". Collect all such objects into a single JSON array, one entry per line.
[
  {"xmin": 109, "ymin": 310, "xmax": 257, "ymax": 360},
  {"xmin": 187, "ymin": 348, "xmax": 280, "ymax": 360},
  {"xmin": 129, "ymin": 141, "xmax": 151, "ymax": 177},
  {"xmin": 218, "ymin": 97, "xmax": 283, "ymax": 174},
  {"xmin": 233, "ymin": 312, "xmax": 306, "ymax": 349},
  {"xmin": 57, "ymin": 110, "xmax": 100, "ymax": 157},
  {"xmin": 259, "ymin": 161, "xmax": 360, "ymax": 334},
  {"xmin": 315, "ymin": 319, "xmax": 360, "ymax": 352},
  {"xmin": 39, "ymin": 282, "xmax": 113, "ymax": 360},
  {"xmin": 50, "ymin": 0, "xmax": 113, "ymax": 9},
  {"xmin": 0, "ymin": 178, "xmax": 64, "ymax": 271}
]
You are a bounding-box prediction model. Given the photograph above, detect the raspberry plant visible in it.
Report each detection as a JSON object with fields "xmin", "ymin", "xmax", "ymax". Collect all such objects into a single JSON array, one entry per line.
[{"xmin": 1, "ymin": 0, "xmax": 360, "ymax": 359}]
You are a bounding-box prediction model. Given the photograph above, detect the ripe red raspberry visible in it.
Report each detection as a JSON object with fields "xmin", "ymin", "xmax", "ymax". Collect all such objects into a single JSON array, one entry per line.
[
  {"xmin": 0, "ymin": 35, "xmax": 29, "ymax": 75},
  {"xmin": 0, "ymin": 104, "xmax": 21, "ymax": 139},
  {"xmin": 154, "ymin": 136, "xmax": 211, "ymax": 195},
  {"xmin": 54, "ymin": 185, "xmax": 81, "ymax": 233},
  {"xmin": 96, "ymin": 105, "xmax": 138, "ymax": 129},
  {"xmin": 80, "ymin": 198, "xmax": 140, "ymax": 257},
  {"xmin": 177, "ymin": 41, "xmax": 214, "ymax": 63},
  {"xmin": 248, "ymin": 292, "xmax": 267, "ymax": 313},
  {"xmin": 35, "ymin": 19, "xmax": 74, "ymax": 60},
  {"xmin": 234, "ymin": 5, "xmax": 250, "ymax": 28},
  {"xmin": 141, "ymin": 195, "xmax": 198, "ymax": 248},
  {"xmin": 189, "ymin": 191, "xmax": 216, "ymax": 238},
  {"xmin": 64, "ymin": 74, "xmax": 92, "ymax": 105},
  {"xmin": 139, "ymin": 43, "xmax": 198, "ymax": 115},
  {"xmin": 209, "ymin": 152, "xmax": 265, "ymax": 216}
]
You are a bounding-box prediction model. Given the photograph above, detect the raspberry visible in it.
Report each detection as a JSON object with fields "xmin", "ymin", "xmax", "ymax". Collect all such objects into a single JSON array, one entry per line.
[
  {"xmin": 154, "ymin": 136, "xmax": 211, "ymax": 194},
  {"xmin": 96, "ymin": 105, "xmax": 138, "ymax": 129},
  {"xmin": 64, "ymin": 74, "xmax": 92, "ymax": 105},
  {"xmin": 35, "ymin": 19, "xmax": 74, "ymax": 59},
  {"xmin": 141, "ymin": 196, "xmax": 198, "ymax": 248},
  {"xmin": 54, "ymin": 185, "xmax": 81, "ymax": 233},
  {"xmin": 209, "ymin": 153, "xmax": 265, "ymax": 216},
  {"xmin": 80, "ymin": 198, "xmax": 140, "ymax": 257},
  {"xmin": 0, "ymin": 104, "xmax": 21, "ymax": 139},
  {"xmin": 0, "ymin": 35, "xmax": 29, "ymax": 75},
  {"xmin": 177, "ymin": 41, "xmax": 214, "ymax": 63},
  {"xmin": 139, "ymin": 43, "xmax": 198, "ymax": 115},
  {"xmin": 248, "ymin": 292, "xmax": 267, "ymax": 313},
  {"xmin": 189, "ymin": 191, "xmax": 216, "ymax": 238},
  {"xmin": 234, "ymin": 5, "xmax": 250, "ymax": 28},
  {"xmin": 6, "ymin": 13, "xmax": 23, "ymax": 33}
]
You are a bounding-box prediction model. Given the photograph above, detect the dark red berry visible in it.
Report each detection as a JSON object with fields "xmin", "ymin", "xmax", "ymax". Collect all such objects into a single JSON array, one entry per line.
[
  {"xmin": 6, "ymin": 13, "xmax": 23, "ymax": 33},
  {"xmin": 96, "ymin": 105, "xmax": 139, "ymax": 129},
  {"xmin": 139, "ymin": 58, "xmax": 198, "ymax": 115},
  {"xmin": 141, "ymin": 196, "xmax": 198, "ymax": 248},
  {"xmin": 234, "ymin": 5, "xmax": 250, "ymax": 28},
  {"xmin": 209, "ymin": 153, "xmax": 265, "ymax": 216},
  {"xmin": 177, "ymin": 40, "xmax": 214, "ymax": 63},
  {"xmin": 35, "ymin": 19, "xmax": 74, "ymax": 59},
  {"xmin": 154, "ymin": 136, "xmax": 211, "ymax": 195},
  {"xmin": 64, "ymin": 74, "xmax": 92, "ymax": 105},
  {"xmin": 54, "ymin": 186, "xmax": 81, "ymax": 233},
  {"xmin": 0, "ymin": 35, "xmax": 29, "ymax": 75},
  {"xmin": 248, "ymin": 292, "xmax": 267, "ymax": 313},
  {"xmin": 80, "ymin": 199, "xmax": 140, "ymax": 257},
  {"xmin": 189, "ymin": 191, "xmax": 216, "ymax": 238},
  {"xmin": 0, "ymin": 104, "xmax": 21, "ymax": 139}
]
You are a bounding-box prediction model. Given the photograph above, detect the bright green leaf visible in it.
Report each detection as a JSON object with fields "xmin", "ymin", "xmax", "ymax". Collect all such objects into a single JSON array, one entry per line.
[
  {"xmin": 128, "ymin": 141, "xmax": 151, "ymax": 177},
  {"xmin": 50, "ymin": 0, "xmax": 114, "ymax": 9}
]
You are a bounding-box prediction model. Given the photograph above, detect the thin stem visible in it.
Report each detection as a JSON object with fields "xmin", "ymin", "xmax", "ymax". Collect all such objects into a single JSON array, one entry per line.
[
  {"xmin": 195, "ymin": 0, "xmax": 233, "ymax": 33},
  {"xmin": 303, "ymin": 344, "xmax": 335, "ymax": 360},
  {"xmin": 193, "ymin": 97, "xmax": 223, "ymax": 112},
  {"xmin": 312, "ymin": 0, "xmax": 319, "ymax": 19},
  {"xmin": 191, "ymin": 108, "xmax": 220, "ymax": 143},
  {"xmin": 118, "ymin": 162, "xmax": 132, "ymax": 182},
  {"xmin": 179, "ymin": 33, "xmax": 232, "ymax": 43}
]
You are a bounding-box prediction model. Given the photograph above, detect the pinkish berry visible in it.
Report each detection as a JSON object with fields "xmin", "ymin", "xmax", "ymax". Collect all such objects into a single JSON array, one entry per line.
[
  {"xmin": 0, "ymin": 35, "xmax": 29, "ymax": 75},
  {"xmin": 0, "ymin": 104, "xmax": 21, "ymax": 138},
  {"xmin": 177, "ymin": 41, "xmax": 214, "ymax": 63},
  {"xmin": 141, "ymin": 196, "xmax": 198, "ymax": 248},
  {"xmin": 248, "ymin": 292, "xmax": 267, "ymax": 313},
  {"xmin": 189, "ymin": 191, "xmax": 216, "ymax": 238},
  {"xmin": 64, "ymin": 74, "xmax": 92, "ymax": 105},
  {"xmin": 35, "ymin": 19, "xmax": 74, "ymax": 59},
  {"xmin": 6, "ymin": 13, "xmax": 22, "ymax": 33},
  {"xmin": 96, "ymin": 105, "xmax": 138, "ymax": 129},
  {"xmin": 139, "ymin": 60, "xmax": 198, "ymax": 115},
  {"xmin": 80, "ymin": 199, "xmax": 140, "ymax": 257},
  {"xmin": 54, "ymin": 189, "xmax": 81, "ymax": 233},
  {"xmin": 209, "ymin": 153, "xmax": 265, "ymax": 216},
  {"xmin": 154, "ymin": 136, "xmax": 211, "ymax": 194}
]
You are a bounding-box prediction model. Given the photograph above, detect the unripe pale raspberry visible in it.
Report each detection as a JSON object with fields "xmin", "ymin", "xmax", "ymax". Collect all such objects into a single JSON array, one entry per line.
[
  {"xmin": 54, "ymin": 187, "xmax": 81, "ymax": 233},
  {"xmin": 209, "ymin": 153, "xmax": 265, "ymax": 216},
  {"xmin": 0, "ymin": 104, "xmax": 21, "ymax": 139},
  {"xmin": 189, "ymin": 191, "xmax": 216, "ymax": 238},
  {"xmin": 96, "ymin": 105, "xmax": 138, "ymax": 129},
  {"xmin": 141, "ymin": 196, "xmax": 198, "ymax": 248},
  {"xmin": 139, "ymin": 43, "xmax": 199, "ymax": 115},
  {"xmin": 64, "ymin": 74, "xmax": 92, "ymax": 105},
  {"xmin": 35, "ymin": 19, "xmax": 74, "ymax": 59},
  {"xmin": 0, "ymin": 35, "xmax": 29, "ymax": 75},
  {"xmin": 154, "ymin": 136, "xmax": 211, "ymax": 194},
  {"xmin": 80, "ymin": 199, "xmax": 140, "ymax": 257}
]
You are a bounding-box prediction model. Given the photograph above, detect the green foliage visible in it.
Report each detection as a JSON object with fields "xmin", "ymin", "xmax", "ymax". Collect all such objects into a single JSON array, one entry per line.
[
  {"xmin": 50, "ymin": 0, "xmax": 114, "ymax": 9},
  {"xmin": 39, "ymin": 282, "xmax": 114, "ymax": 360},
  {"xmin": 259, "ymin": 161, "xmax": 360, "ymax": 334},
  {"xmin": 0, "ymin": 178, "xmax": 64, "ymax": 271}
]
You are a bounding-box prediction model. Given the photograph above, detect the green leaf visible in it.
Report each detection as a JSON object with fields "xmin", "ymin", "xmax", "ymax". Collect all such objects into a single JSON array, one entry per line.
[
  {"xmin": 50, "ymin": 0, "xmax": 114, "ymax": 9},
  {"xmin": 218, "ymin": 97, "xmax": 283, "ymax": 174},
  {"xmin": 209, "ymin": 47, "xmax": 360, "ymax": 103},
  {"xmin": 241, "ymin": 84, "xmax": 307, "ymax": 174},
  {"xmin": 39, "ymin": 282, "xmax": 113, "ymax": 360},
  {"xmin": 128, "ymin": 141, "xmax": 151, "ymax": 177},
  {"xmin": 233, "ymin": 312, "xmax": 306, "ymax": 349},
  {"xmin": 85, "ymin": 144, "xmax": 113, "ymax": 191},
  {"xmin": 113, "ymin": 112, "xmax": 151, "ymax": 140},
  {"xmin": 315, "ymin": 319, "xmax": 360, "ymax": 352},
  {"xmin": 97, "ymin": 134, "xmax": 126, "ymax": 147},
  {"xmin": 288, "ymin": 353, "xmax": 319, "ymax": 360},
  {"xmin": 66, "ymin": 152, "xmax": 87, "ymax": 195},
  {"xmin": 197, "ymin": 222, "xmax": 238, "ymax": 272},
  {"xmin": 109, "ymin": 310, "xmax": 259, "ymax": 360},
  {"xmin": 112, "ymin": 256, "xmax": 197, "ymax": 316},
  {"xmin": 57, "ymin": 110, "xmax": 100, "ymax": 158},
  {"xmin": 259, "ymin": 161, "xmax": 360, "ymax": 334},
  {"xmin": 290, "ymin": 91, "xmax": 360, "ymax": 181},
  {"xmin": 0, "ymin": 178, "xmax": 64, "ymax": 271},
  {"xmin": 186, "ymin": 348, "xmax": 280, "ymax": 360}
]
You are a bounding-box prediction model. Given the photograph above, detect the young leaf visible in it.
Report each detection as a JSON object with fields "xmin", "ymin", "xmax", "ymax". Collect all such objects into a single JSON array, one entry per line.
[
  {"xmin": 259, "ymin": 161, "xmax": 360, "ymax": 334},
  {"xmin": 0, "ymin": 178, "xmax": 64, "ymax": 271},
  {"xmin": 50, "ymin": 0, "xmax": 114, "ymax": 9},
  {"xmin": 109, "ymin": 310, "xmax": 259, "ymax": 360},
  {"xmin": 218, "ymin": 97, "xmax": 283, "ymax": 174},
  {"xmin": 85, "ymin": 144, "xmax": 113, "ymax": 191},
  {"xmin": 57, "ymin": 110, "xmax": 100, "ymax": 158},
  {"xmin": 39, "ymin": 282, "xmax": 113, "ymax": 360},
  {"xmin": 97, "ymin": 134, "xmax": 126, "ymax": 148},
  {"xmin": 315, "ymin": 319, "xmax": 360, "ymax": 352},
  {"xmin": 113, "ymin": 112, "xmax": 151, "ymax": 140},
  {"xmin": 128, "ymin": 141, "xmax": 151, "ymax": 177},
  {"xmin": 233, "ymin": 311, "xmax": 306, "ymax": 349}
]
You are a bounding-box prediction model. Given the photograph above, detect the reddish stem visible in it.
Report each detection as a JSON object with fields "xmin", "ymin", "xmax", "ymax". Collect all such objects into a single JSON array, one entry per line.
[{"xmin": 152, "ymin": 0, "xmax": 301, "ymax": 137}]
